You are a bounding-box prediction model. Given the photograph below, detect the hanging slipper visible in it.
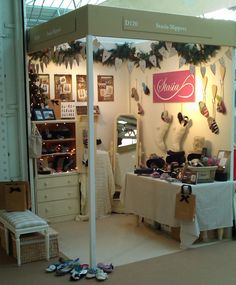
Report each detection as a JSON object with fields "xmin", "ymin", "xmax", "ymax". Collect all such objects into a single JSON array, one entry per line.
[
  {"xmin": 217, "ymin": 65, "xmax": 227, "ymax": 114},
  {"xmin": 161, "ymin": 110, "xmax": 172, "ymax": 123},
  {"xmin": 199, "ymin": 101, "xmax": 209, "ymax": 118},
  {"xmin": 137, "ymin": 102, "xmax": 144, "ymax": 115},
  {"xmin": 131, "ymin": 87, "xmax": 139, "ymax": 101},
  {"xmin": 216, "ymin": 96, "xmax": 227, "ymax": 114},
  {"xmin": 207, "ymin": 117, "xmax": 219, "ymax": 134},
  {"xmin": 177, "ymin": 112, "xmax": 184, "ymax": 124},
  {"xmin": 177, "ymin": 112, "xmax": 189, "ymax": 127},
  {"xmin": 142, "ymin": 82, "xmax": 150, "ymax": 95}
]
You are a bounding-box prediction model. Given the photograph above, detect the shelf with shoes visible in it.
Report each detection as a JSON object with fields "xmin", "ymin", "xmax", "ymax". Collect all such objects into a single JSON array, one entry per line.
[
  {"xmin": 33, "ymin": 119, "xmax": 77, "ymax": 174},
  {"xmin": 32, "ymin": 119, "xmax": 80, "ymax": 223}
]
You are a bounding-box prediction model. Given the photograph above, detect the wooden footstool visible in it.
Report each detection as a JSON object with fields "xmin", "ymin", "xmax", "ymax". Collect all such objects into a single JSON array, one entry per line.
[{"xmin": 0, "ymin": 210, "xmax": 49, "ymax": 266}]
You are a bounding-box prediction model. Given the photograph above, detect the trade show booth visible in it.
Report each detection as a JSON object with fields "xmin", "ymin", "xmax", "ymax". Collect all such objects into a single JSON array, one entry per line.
[{"xmin": 27, "ymin": 5, "xmax": 236, "ymax": 266}]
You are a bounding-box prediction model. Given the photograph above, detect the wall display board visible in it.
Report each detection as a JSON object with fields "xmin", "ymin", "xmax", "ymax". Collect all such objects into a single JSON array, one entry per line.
[
  {"xmin": 54, "ymin": 74, "xmax": 72, "ymax": 101},
  {"xmin": 97, "ymin": 75, "xmax": 114, "ymax": 102},
  {"xmin": 76, "ymin": 75, "xmax": 87, "ymax": 102},
  {"xmin": 27, "ymin": 4, "xmax": 236, "ymax": 267},
  {"xmin": 38, "ymin": 74, "xmax": 50, "ymax": 99}
]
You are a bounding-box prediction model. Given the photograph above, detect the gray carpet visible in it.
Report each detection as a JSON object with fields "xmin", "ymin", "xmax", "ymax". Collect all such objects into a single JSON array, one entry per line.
[{"xmin": 1, "ymin": 240, "xmax": 236, "ymax": 285}]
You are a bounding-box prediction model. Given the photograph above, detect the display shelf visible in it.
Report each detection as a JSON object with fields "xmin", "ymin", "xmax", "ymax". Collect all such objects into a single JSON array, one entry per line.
[
  {"xmin": 33, "ymin": 120, "xmax": 77, "ymax": 174},
  {"xmin": 41, "ymin": 152, "xmax": 75, "ymax": 157}
]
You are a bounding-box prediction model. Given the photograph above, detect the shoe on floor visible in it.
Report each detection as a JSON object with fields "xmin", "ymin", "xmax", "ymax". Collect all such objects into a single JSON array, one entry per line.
[
  {"xmin": 97, "ymin": 262, "xmax": 114, "ymax": 273},
  {"xmin": 96, "ymin": 268, "xmax": 108, "ymax": 281},
  {"xmin": 86, "ymin": 267, "xmax": 97, "ymax": 279}
]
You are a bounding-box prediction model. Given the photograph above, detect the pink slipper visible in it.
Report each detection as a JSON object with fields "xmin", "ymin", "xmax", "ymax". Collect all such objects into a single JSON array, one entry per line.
[{"xmin": 199, "ymin": 101, "xmax": 209, "ymax": 117}]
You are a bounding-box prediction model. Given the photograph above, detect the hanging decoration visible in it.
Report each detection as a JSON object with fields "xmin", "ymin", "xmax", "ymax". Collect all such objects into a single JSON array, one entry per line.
[
  {"xmin": 28, "ymin": 40, "xmax": 221, "ymax": 71},
  {"xmin": 210, "ymin": 63, "xmax": 216, "ymax": 75}
]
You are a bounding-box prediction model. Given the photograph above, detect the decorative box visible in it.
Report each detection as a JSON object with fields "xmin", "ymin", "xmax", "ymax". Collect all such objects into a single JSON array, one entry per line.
[
  {"xmin": 10, "ymin": 227, "xmax": 59, "ymax": 263},
  {"xmin": 187, "ymin": 166, "xmax": 217, "ymax": 183}
]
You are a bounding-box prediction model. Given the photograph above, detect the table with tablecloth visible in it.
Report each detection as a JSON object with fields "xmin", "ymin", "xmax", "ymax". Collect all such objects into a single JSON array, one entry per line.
[{"xmin": 123, "ymin": 173, "xmax": 234, "ymax": 248}]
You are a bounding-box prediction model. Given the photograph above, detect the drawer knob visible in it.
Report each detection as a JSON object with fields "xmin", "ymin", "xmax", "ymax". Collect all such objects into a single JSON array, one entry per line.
[
  {"xmin": 68, "ymin": 206, "xmax": 72, "ymax": 210},
  {"xmin": 44, "ymin": 182, "xmax": 47, "ymax": 187},
  {"xmin": 67, "ymin": 180, "xmax": 71, "ymax": 184},
  {"xmin": 67, "ymin": 192, "xmax": 71, "ymax": 196},
  {"xmin": 44, "ymin": 194, "xmax": 48, "ymax": 199}
]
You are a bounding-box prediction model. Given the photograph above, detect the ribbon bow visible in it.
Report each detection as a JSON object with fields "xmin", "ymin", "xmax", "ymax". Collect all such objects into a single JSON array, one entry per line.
[
  {"xmin": 51, "ymin": 99, "xmax": 59, "ymax": 106},
  {"xmin": 179, "ymin": 184, "xmax": 192, "ymax": 203},
  {"xmin": 9, "ymin": 187, "xmax": 21, "ymax": 193},
  {"xmin": 179, "ymin": 194, "xmax": 190, "ymax": 203}
]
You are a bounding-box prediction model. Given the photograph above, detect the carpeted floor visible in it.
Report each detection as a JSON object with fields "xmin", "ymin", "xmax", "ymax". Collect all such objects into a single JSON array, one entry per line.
[{"xmin": 1, "ymin": 240, "xmax": 236, "ymax": 285}]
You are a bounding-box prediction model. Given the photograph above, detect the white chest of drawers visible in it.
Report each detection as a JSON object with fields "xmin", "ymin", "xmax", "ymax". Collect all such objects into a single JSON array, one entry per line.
[{"xmin": 36, "ymin": 172, "xmax": 80, "ymax": 223}]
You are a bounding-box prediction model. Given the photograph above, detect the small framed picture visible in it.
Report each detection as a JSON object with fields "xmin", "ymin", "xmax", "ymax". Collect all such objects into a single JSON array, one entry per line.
[
  {"xmin": 32, "ymin": 109, "xmax": 44, "ymax": 121},
  {"xmin": 97, "ymin": 75, "xmax": 114, "ymax": 102},
  {"xmin": 41, "ymin": 108, "xmax": 56, "ymax": 120}
]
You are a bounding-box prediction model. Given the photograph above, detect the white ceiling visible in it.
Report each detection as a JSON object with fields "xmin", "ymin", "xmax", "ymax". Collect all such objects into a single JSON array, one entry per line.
[{"xmin": 24, "ymin": 0, "xmax": 236, "ymax": 28}]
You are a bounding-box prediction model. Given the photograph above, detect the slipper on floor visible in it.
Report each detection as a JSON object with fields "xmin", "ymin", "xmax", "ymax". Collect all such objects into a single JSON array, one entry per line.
[
  {"xmin": 70, "ymin": 264, "xmax": 89, "ymax": 281},
  {"xmin": 96, "ymin": 268, "xmax": 108, "ymax": 281},
  {"xmin": 45, "ymin": 258, "xmax": 73, "ymax": 273},
  {"xmin": 55, "ymin": 258, "xmax": 80, "ymax": 276},
  {"xmin": 86, "ymin": 267, "xmax": 97, "ymax": 279},
  {"xmin": 97, "ymin": 262, "xmax": 114, "ymax": 273}
]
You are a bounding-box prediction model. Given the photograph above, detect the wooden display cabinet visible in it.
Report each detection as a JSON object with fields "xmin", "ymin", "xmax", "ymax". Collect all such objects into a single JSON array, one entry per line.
[
  {"xmin": 32, "ymin": 119, "xmax": 80, "ymax": 222},
  {"xmin": 34, "ymin": 120, "xmax": 77, "ymax": 174}
]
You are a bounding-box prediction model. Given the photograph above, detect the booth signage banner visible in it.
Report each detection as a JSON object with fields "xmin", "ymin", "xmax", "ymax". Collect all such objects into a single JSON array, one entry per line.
[
  {"xmin": 122, "ymin": 16, "xmax": 210, "ymax": 38},
  {"xmin": 153, "ymin": 70, "xmax": 195, "ymax": 103}
]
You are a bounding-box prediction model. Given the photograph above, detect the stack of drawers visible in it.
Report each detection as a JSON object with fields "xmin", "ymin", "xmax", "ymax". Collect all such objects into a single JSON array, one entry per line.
[{"xmin": 36, "ymin": 172, "xmax": 80, "ymax": 223}]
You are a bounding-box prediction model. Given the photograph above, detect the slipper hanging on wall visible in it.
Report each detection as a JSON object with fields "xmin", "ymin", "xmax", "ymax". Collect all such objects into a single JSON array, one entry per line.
[
  {"xmin": 142, "ymin": 82, "xmax": 150, "ymax": 95},
  {"xmin": 217, "ymin": 65, "xmax": 227, "ymax": 114},
  {"xmin": 198, "ymin": 76, "xmax": 209, "ymax": 118}
]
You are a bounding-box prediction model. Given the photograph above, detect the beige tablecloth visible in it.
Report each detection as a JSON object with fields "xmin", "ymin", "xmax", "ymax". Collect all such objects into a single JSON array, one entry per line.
[
  {"xmin": 80, "ymin": 150, "xmax": 115, "ymax": 218},
  {"xmin": 124, "ymin": 173, "xmax": 234, "ymax": 248}
]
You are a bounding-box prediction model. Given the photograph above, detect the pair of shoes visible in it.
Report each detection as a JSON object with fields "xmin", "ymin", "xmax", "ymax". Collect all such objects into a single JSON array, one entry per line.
[
  {"xmin": 97, "ymin": 262, "xmax": 114, "ymax": 273},
  {"xmin": 96, "ymin": 268, "xmax": 108, "ymax": 281},
  {"xmin": 70, "ymin": 264, "xmax": 89, "ymax": 281},
  {"xmin": 55, "ymin": 258, "xmax": 80, "ymax": 276},
  {"xmin": 45, "ymin": 258, "xmax": 73, "ymax": 273}
]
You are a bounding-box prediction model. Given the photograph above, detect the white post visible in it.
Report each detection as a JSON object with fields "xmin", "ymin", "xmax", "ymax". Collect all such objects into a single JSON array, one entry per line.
[{"xmin": 86, "ymin": 34, "xmax": 96, "ymax": 268}]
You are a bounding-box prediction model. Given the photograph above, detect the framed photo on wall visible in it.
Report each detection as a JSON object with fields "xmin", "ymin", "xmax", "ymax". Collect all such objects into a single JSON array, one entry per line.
[
  {"xmin": 76, "ymin": 75, "xmax": 87, "ymax": 102},
  {"xmin": 54, "ymin": 74, "xmax": 72, "ymax": 101},
  {"xmin": 97, "ymin": 75, "xmax": 114, "ymax": 102},
  {"xmin": 38, "ymin": 74, "xmax": 50, "ymax": 99}
]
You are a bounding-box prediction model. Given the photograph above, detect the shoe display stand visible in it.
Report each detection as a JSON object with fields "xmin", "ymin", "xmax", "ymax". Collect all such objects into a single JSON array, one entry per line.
[{"xmin": 33, "ymin": 119, "xmax": 80, "ymax": 223}]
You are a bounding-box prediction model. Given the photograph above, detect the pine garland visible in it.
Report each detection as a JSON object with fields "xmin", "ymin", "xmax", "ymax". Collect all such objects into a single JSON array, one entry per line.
[{"xmin": 28, "ymin": 40, "xmax": 220, "ymax": 70}]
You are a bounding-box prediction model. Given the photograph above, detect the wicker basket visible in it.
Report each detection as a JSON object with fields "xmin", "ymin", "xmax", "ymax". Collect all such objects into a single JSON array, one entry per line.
[
  {"xmin": 0, "ymin": 222, "xmax": 6, "ymax": 250},
  {"xmin": 187, "ymin": 166, "xmax": 217, "ymax": 183},
  {"xmin": 10, "ymin": 227, "xmax": 59, "ymax": 264}
]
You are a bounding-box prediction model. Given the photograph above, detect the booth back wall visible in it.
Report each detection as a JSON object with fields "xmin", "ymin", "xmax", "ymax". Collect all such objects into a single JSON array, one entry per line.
[
  {"xmin": 130, "ymin": 46, "xmax": 233, "ymax": 160},
  {"xmin": 31, "ymin": 45, "xmax": 233, "ymax": 162},
  {"xmin": 35, "ymin": 60, "xmax": 130, "ymax": 151}
]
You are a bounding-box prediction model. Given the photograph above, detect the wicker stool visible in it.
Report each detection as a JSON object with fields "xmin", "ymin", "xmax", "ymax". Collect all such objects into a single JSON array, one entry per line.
[{"xmin": 0, "ymin": 210, "xmax": 49, "ymax": 266}]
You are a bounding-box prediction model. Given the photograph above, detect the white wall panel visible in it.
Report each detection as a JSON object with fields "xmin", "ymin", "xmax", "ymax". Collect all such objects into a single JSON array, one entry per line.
[{"xmin": 0, "ymin": 0, "xmax": 28, "ymax": 181}]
